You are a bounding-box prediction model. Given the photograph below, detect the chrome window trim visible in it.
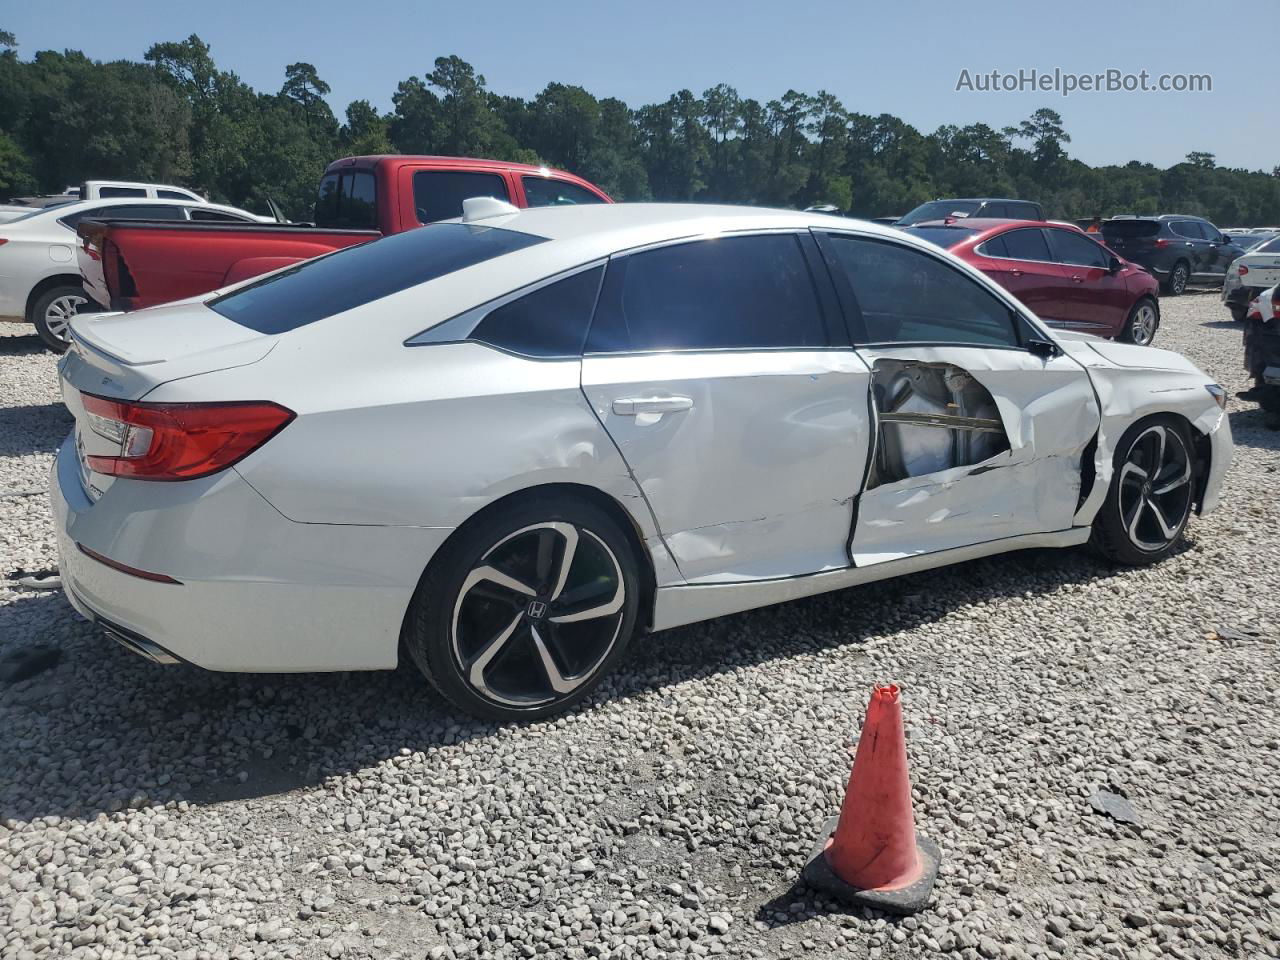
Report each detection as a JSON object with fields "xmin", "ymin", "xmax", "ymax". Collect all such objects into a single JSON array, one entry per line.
[{"xmin": 404, "ymin": 259, "xmax": 608, "ymax": 351}]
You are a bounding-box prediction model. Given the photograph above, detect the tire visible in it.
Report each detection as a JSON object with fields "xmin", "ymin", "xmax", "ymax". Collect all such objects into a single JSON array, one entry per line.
[
  {"xmin": 1119, "ymin": 297, "xmax": 1159, "ymax": 345},
  {"xmin": 31, "ymin": 284, "xmax": 99, "ymax": 353},
  {"xmin": 1091, "ymin": 415, "xmax": 1196, "ymax": 565},
  {"xmin": 404, "ymin": 495, "xmax": 641, "ymax": 722},
  {"xmin": 1162, "ymin": 261, "xmax": 1189, "ymax": 296},
  {"xmin": 1228, "ymin": 304, "xmax": 1247, "ymax": 323}
]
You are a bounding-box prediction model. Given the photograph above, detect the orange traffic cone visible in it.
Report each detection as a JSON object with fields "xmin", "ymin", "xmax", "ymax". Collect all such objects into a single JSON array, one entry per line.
[{"xmin": 802, "ymin": 684, "xmax": 940, "ymax": 914}]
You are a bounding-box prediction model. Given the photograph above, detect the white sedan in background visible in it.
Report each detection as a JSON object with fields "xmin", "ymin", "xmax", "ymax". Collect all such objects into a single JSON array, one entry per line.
[
  {"xmin": 52, "ymin": 202, "xmax": 1232, "ymax": 721},
  {"xmin": 0, "ymin": 197, "xmax": 265, "ymax": 350},
  {"xmin": 1223, "ymin": 234, "xmax": 1280, "ymax": 322}
]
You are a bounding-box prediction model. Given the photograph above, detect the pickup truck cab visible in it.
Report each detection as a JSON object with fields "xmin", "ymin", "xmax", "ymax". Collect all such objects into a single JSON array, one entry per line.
[
  {"xmin": 80, "ymin": 180, "xmax": 207, "ymax": 202},
  {"xmin": 78, "ymin": 155, "xmax": 611, "ymax": 316}
]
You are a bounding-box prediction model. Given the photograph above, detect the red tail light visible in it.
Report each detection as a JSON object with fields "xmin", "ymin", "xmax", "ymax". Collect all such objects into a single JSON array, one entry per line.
[
  {"xmin": 1239, "ymin": 264, "xmax": 1249, "ymax": 276},
  {"xmin": 0, "ymin": 238, "xmax": 8, "ymax": 248},
  {"xmin": 1154, "ymin": 238, "xmax": 1169, "ymax": 248},
  {"xmin": 80, "ymin": 393, "xmax": 294, "ymax": 481}
]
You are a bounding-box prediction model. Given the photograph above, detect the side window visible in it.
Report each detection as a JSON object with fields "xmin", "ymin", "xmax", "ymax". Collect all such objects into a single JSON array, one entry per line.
[
  {"xmin": 85, "ymin": 204, "xmax": 185, "ymax": 221},
  {"xmin": 523, "ymin": 177, "xmax": 605, "ymax": 208},
  {"xmin": 980, "ymin": 233, "xmax": 1009, "ymax": 258},
  {"xmin": 413, "ymin": 171, "xmax": 509, "ymax": 224},
  {"xmin": 97, "ymin": 186, "xmax": 147, "ymax": 198},
  {"xmin": 1170, "ymin": 220, "xmax": 1202, "ymax": 240},
  {"xmin": 824, "ymin": 234, "xmax": 1020, "ymax": 348},
  {"xmin": 470, "ymin": 266, "xmax": 604, "ymax": 358},
  {"xmin": 998, "ymin": 228, "xmax": 1052, "ymax": 262},
  {"xmin": 159, "ymin": 189, "xmax": 197, "ymax": 201},
  {"xmin": 980, "ymin": 203, "xmax": 1007, "ymax": 218},
  {"xmin": 587, "ymin": 234, "xmax": 827, "ymax": 353},
  {"xmin": 1046, "ymin": 229, "xmax": 1108, "ymax": 268},
  {"xmin": 189, "ymin": 208, "xmax": 253, "ymax": 222},
  {"xmin": 1008, "ymin": 203, "xmax": 1041, "ymax": 221},
  {"xmin": 1201, "ymin": 223, "xmax": 1225, "ymax": 243}
]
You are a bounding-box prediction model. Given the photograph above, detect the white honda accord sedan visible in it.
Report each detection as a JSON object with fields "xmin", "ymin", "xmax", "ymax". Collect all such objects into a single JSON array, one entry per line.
[{"xmin": 52, "ymin": 201, "xmax": 1233, "ymax": 720}]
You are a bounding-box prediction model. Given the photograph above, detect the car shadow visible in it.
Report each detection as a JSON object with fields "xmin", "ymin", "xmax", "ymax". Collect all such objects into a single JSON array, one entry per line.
[
  {"xmin": 0, "ymin": 402, "xmax": 73, "ymax": 458},
  {"xmin": 0, "ymin": 543, "xmax": 1139, "ymax": 823},
  {"xmin": 1199, "ymin": 319, "xmax": 1239, "ymax": 330},
  {"xmin": 1228, "ymin": 407, "xmax": 1280, "ymax": 448},
  {"xmin": 0, "ymin": 331, "xmax": 47, "ymax": 356}
]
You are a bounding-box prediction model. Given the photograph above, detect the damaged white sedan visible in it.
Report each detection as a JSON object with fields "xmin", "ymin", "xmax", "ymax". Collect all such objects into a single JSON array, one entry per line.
[{"xmin": 51, "ymin": 202, "xmax": 1232, "ymax": 720}]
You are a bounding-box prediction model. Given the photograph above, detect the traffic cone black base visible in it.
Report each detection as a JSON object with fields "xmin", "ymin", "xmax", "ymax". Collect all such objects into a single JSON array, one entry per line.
[{"xmin": 802, "ymin": 816, "xmax": 941, "ymax": 915}]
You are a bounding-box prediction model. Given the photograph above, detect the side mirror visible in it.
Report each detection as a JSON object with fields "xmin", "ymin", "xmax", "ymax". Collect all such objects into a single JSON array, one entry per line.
[
  {"xmin": 1026, "ymin": 338, "xmax": 1060, "ymax": 360},
  {"xmin": 1107, "ymin": 255, "xmax": 1123, "ymax": 273}
]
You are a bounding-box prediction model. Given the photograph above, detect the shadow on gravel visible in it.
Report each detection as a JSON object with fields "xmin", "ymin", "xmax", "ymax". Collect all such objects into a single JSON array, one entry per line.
[
  {"xmin": 0, "ymin": 402, "xmax": 73, "ymax": 457},
  {"xmin": 0, "ymin": 544, "xmax": 1136, "ymax": 823},
  {"xmin": 752, "ymin": 881, "xmax": 908, "ymax": 929},
  {"xmin": 0, "ymin": 333, "xmax": 46, "ymax": 356},
  {"xmin": 1199, "ymin": 319, "xmax": 1240, "ymax": 330},
  {"xmin": 1227, "ymin": 408, "xmax": 1280, "ymax": 449}
]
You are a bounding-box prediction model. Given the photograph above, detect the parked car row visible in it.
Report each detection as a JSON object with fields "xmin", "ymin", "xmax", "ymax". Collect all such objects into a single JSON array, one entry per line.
[{"xmin": 0, "ymin": 197, "xmax": 272, "ymax": 350}]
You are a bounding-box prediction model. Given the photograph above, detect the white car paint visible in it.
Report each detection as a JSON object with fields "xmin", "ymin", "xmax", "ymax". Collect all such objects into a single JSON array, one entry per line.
[
  {"xmin": 80, "ymin": 180, "xmax": 205, "ymax": 202},
  {"xmin": 49, "ymin": 204, "xmax": 1232, "ymax": 688},
  {"xmin": 0, "ymin": 197, "xmax": 264, "ymax": 327}
]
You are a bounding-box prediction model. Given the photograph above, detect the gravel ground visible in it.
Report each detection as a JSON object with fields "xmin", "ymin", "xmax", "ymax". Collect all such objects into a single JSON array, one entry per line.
[{"xmin": 1, "ymin": 293, "xmax": 1278, "ymax": 960}]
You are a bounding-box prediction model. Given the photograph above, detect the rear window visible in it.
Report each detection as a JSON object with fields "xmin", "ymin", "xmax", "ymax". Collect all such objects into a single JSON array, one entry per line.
[
  {"xmin": 902, "ymin": 225, "xmax": 980, "ymax": 248},
  {"xmin": 208, "ymin": 223, "xmax": 547, "ymax": 334},
  {"xmin": 1101, "ymin": 220, "xmax": 1160, "ymax": 239},
  {"xmin": 98, "ymin": 186, "xmax": 147, "ymax": 198},
  {"xmin": 1258, "ymin": 236, "xmax": 1280, "ymax": 254},
  {"xmin": 314, "ymin": 170, "xmax": 378, "ymax": 229},
  {"xmin": 898, "ymin": 200, "xmax": 982, "ymax": 225}
]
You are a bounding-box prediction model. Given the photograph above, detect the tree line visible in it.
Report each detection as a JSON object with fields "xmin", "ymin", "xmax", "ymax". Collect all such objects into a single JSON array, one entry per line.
[{"xmin": 2, "ymin": 30, "xmax": 1278, "ymax": 225}]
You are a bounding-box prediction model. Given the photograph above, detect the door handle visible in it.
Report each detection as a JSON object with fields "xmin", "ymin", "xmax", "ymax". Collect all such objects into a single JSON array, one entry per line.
[
  {"xmin": 1008, "ymin": 269, "xmax": 1023, "ymax": 277},
  {"xmin": 612, "ymin": 396, "xmax": 694, "ymax": 416},
  {"xmin": 1071, "ymin": 275, "xmax": 1084, "ymax": 283}
]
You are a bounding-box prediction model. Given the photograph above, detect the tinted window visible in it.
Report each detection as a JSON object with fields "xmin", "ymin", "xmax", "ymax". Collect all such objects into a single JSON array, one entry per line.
[
  {"xmin": 1170, "ymin": 220, "xmax": 1204, "ymax": 239},
  {"xmin": 902, "ymin": 225, "xmax": 979, "ymax": 249},
  {"xmin": 59, "ymin": 204, "xmax": 186, "ymax": 228},
  {"xmin": 1202, "ymin": 223, "xmax": 1225, "ymax": 243},
  {"xmin": 996, "ymin": 228, "xmax": 1052, "ymax": 261},
  {"xmin": 824, "ymin": 234, "xmax": 1019, "ymax": 347},
  {"xmin": 1047, "ymin": 229, "xmax": 1108, "ymax": 268},
  {"xmin": 897, "ymin": 200, "xmax": 981, "ymax": 225},
  {"xmin": 413, "ymin": 171, "xmax": 509, "ymax": 224},
  {"xmin": 159, "ymin": 189, "xmax": 197, "ymax": 200},
  {"xmin": 189, "ymin": 208, "xmax": 253, "ymax": 222},
  {"xmin": 470, "ymin": 266, "xmax": 604, "ymax": 358},
  {"xmin": 587, "ymin": 234, "xmax": 826, "ymax": 352},
  {"xmin": 209, "ymin": 224, "xmax": 546, "ymax": 334},
  {"xmin": 1007, "ymin": 203, "xmax": 1041, "ymax": 220},
  {"xmin": 523, "ymin": 178, "xmax": 605, "ymax": 208},
  {"xmin": 314, "ymin": 171, "xmax": 378, "ymax": 229},
  {"xmin": 98, "ymin": 187, "xmax": 147, "ymax": 198},
  {"xmin": 979, "ymin": 203, "xmax": 1007, "ymax": 218},
  {"xmin": 1258, "ymin": 236, "xmax": 1280, "ymax": 254},
  {"xmin": 1101, "ymin": 220, "xmax": 1160, "ymax": 239}
]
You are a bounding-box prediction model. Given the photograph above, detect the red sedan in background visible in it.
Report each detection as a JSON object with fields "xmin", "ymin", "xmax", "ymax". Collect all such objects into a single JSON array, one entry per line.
[{"xmin": 904, "ymin": 219, "xmax": 1161, "ymax": 344}]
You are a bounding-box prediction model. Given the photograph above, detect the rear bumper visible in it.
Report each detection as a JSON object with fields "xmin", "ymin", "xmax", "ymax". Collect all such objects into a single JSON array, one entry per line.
[{"xmin": 51, "ymin": 435, "xmax": 452, "ymax": 672}]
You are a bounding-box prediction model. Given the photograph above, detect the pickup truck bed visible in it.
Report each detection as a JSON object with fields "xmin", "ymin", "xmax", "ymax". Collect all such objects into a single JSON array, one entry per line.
[{"xmin": 78, "ymin": 220, "xmax": 377, "ymax": 312}]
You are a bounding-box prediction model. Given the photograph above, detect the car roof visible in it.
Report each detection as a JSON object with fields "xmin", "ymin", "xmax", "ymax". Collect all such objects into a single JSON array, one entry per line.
[{"xmin": 7, "ymin": 196, "xmax": 256, "ymax": 223}]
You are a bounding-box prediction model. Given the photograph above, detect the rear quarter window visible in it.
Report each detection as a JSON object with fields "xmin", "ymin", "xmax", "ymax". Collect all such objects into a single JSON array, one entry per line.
[
  {"xmin": 1101, "ymin": 221, "xmax": 1161, "ymax": 239},
  {"xmin": 208, "ymin": 223, "xmax": 547, "ymax": 334}
]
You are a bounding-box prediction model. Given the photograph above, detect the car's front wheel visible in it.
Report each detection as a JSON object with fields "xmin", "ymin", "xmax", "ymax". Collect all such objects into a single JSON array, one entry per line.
[
  {"xmin": 1119, "ymin": 298, "xmax": 1159, "ymax": 345},
  {"xmin": 31, "ymin": 284, "xmax": 99, "ymax": 352},
  {"xmin": 1091, "ymin": 416, "xmax": 1196, "ymax": 565},
  {"xmin": 404, "ymin": 496, "xmax": 641, "ymax": 721}
]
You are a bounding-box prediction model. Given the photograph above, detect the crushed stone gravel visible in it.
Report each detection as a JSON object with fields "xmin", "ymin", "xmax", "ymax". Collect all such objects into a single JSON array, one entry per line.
[{"xmin": 1, "ymin": 293, "xmax": 1278, "ymax": 960}]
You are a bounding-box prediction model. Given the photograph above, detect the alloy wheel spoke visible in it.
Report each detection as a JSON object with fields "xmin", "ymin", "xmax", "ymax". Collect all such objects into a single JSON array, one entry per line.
[
  {"xmin": 467, "ymin": 612, "xmax": 526, "ymax": 691},
  {"xmin": 547, "ymin": 522, "xmax": 579, "ymax": 601},
  {"xmin": 550, "ymin": 579, "xmax": 624, "ymax": 623},
  {"xmin": 1144, "ymin": 496, "xmax": 1180, "ymax": 539},
  {"xmin": 1153, "ymin": 461, "xmax": 1191, "ymax": 495},
  {"xmin": 1119, "ymin": 460, "xmax": 1148, "ymax": 486},
  {"xmin": 462, "ymin": 564, "xmax": 537, "ymax": 599},
  {"xmin": 529, "ymin": 625, "xmax": 581, "ymax": 695}
]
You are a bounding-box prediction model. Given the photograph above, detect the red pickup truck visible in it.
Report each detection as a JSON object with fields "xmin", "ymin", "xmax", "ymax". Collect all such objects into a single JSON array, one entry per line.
[{"xmin": 78, "ymin": 155, "xmax": 612, "ymax": 312}]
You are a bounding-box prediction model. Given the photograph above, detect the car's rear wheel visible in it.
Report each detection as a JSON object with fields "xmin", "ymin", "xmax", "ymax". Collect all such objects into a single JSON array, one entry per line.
[
  {"xmin": 31, "ymin": 284, "xmax": 99, "ymax": 353},
  {"xmin": 1091, "ymin": 416, "xmax": 1195, "ymax": 565},
  {"xmin": 1163, "ymin": 261, "xmax": 1189, "ymax": 296},
  {"xmin": 1119, "ymin": 298, "xmax": 1159, "ymax": 345},
  {"xmin": 404, "ymin": 496, "xmax": 641, "ymax": 721},
  {"xmin": 1228, "ymin": 304, "xmax": 1248, "ymax": 323}
]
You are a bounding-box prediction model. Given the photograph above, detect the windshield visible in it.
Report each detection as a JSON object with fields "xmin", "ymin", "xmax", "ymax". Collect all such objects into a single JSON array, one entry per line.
[
  {"xmin": 902, "ymin": 225, "xmax": 980, "ymax": 249},
  {"xmin": 208, "ymin": 223, "xmax": 547, "ymax": 334},
  {"xmin": 897, "ymin": 201, "xmax": 981, "ymax": 225}
]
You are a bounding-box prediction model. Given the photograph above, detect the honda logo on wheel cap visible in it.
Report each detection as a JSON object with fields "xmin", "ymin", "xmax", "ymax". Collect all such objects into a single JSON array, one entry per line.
[{"xmin": 526, "ymin": 600, "xmax": 548, "ymax": 620}]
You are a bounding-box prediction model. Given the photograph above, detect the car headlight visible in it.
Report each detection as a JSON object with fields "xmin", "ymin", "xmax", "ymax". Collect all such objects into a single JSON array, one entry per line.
[{"xmin": 1205, "ymin": 384, "xmax": 1227, "ymax": 409}]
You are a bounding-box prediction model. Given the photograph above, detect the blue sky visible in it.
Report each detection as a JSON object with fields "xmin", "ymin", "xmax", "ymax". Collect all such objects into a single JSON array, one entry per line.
[{"xmin": 6, "ymin": 0, "xmax": 1277, "ymax": 171}]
